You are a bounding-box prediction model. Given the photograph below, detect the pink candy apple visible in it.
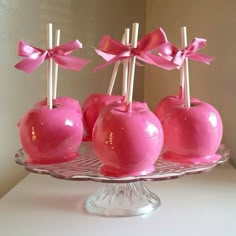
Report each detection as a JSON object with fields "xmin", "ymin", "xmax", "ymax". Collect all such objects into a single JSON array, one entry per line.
[
  {"xmin": 82, "ymin": 93, "xmax": 123, "ymax": 141},
  {"xmin": 18, "ymin": 102, "xmax": 84, "ymax": 164},
  {"xmin": 92, "ymin": 102, "xmax": 164, "ymax": 177},
  {"xmin": 154, "ymin": 95, "xmax": 200, "ymax": 121},
  {"xmin": 162, "ymin": 101, "xmax": 223, "ymax": 164}
]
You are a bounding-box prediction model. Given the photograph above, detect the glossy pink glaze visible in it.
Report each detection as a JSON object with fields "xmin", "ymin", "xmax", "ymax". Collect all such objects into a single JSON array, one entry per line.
[
  {"xmin": 18, "ymin": 103, "xmax": 84, "ymax": 164},
  {"xmin": 82, "ymin": 93, "xmax": 123, "ymax": 140},
  {"xmin": 162, "ymin": 101, "xmax": 223, "ymax": 164},
  {"xmin": 35, "ymin": 96, "xmax": 82, "ymax": 114},
  {"xmin": 154, "ymin": 95, "xmax": 200, "ymax": 122},
  {"xmin": 92, "ymin": 102, "xmax": 164, "ymax": 177}
]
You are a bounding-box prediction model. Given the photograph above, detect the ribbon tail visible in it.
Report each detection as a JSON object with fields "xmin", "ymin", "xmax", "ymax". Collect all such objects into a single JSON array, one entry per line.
[
  {"xmin": 53, "ymin": 55, "xmax": 89, "ymax": 71},
  {"xmin": 139, "ymin": 53, "xmax": 179, "ymax": 70},
  {"xmin": 14, "ymin": 53, "xmax": 47, "ymax": 74},
  {"xmin": 188, "ymin": 52, "xmax": 214, "ymax": 64},
  {"xmin": 94, "ymin": 55, "xmax": 128, "ymax": 72},
  {"xmin": 95, "ymin": 49, "xmax": 116, "ymax": 61}
]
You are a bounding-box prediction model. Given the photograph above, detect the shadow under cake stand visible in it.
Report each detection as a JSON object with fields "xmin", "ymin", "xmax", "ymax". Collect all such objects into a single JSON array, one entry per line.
[{"xmin": 15, "ymin": 142, "xmax": 229, "ymax": 217}]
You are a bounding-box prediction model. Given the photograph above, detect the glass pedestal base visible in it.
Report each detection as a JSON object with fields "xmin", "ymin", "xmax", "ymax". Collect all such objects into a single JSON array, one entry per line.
[{"xmin": 85, "ymin": 181, "xmax": 160, "ymax": 217}]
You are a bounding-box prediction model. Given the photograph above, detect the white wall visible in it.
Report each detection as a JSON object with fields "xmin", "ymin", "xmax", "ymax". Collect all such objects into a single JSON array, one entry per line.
[
  {"xmin": 145, "ymin": 0, "xmax": 236, "ymax": 166},
  {"xmin": 0, "ymin": 0, "xmax": 146, "ymax": 197}
]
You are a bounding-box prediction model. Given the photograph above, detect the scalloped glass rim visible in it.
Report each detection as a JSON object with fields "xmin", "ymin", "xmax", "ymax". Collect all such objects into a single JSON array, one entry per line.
[{"xmin": 15, "ymin": 143, "xmax": 230, "ymax": 183}]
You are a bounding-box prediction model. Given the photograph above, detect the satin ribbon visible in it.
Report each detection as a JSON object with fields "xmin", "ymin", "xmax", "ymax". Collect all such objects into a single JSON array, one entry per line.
[
  {"xmin": 158, "ymin": 38, "xmax": 214, "ymax": 67},
  {"xmin": 94, "ymin": 28, "xmax": 178, "ymax": 71},
  {"xmin": 15, "ymin": 40, "xmax": 89, "ymax": 73}
]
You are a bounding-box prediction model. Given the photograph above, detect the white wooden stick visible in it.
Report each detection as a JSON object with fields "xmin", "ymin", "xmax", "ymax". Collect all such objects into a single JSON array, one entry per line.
[
  {"xmin": 122, "ymin": 28, "xmax": 130, "ymax": 97},
  {"xmin": 179, "ymin": 57, "xmax": 185, "ymax": 98},
  {"xmin": 179, "ymin": 28, "xmax": 185, "ymax": 99},
  {"xmin": 53, "ymin": 29, "xmax": 61, "ymax": 99},
  {"xmin": 181, "ymin": 26, "xmax": 190, "ymax": 108},
  {"xmin": 179, "ymin": 65, "xmax": 185, "ymax": 98},
  {"xmin": 107, "ymin": 61, "xmax": 120, "ymax": 95},
  {"xmin": 107, "ymin": 34, "xmax": 125, "ymax": 95},
  {"xmin": 47, "ymin": 23, "xmax": 53, "ymax": 109},
  {"xmin": 126, "ymin": 23, "xmax": 139, "ymax": 104}
]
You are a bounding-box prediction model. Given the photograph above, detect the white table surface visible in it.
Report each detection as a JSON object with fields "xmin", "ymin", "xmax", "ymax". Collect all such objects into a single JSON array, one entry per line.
[{"xmin": 0, "ymin": 163, "xmax": 236, "ymax": 236}]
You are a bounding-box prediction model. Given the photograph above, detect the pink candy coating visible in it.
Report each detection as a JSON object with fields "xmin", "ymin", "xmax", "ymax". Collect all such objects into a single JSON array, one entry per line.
[
  {"xmin": 18, "ymin": 102, "xmax": 84, "ymax": 164},
  {"xmin": 92, "ymin": 102, "xmax": 164, "ymax": 177},
  {"xmin": 35, "ymin": 96, "xmax": 82, "ymax": 114},
  {"xmin": 82, "ymin": 93, "xmax": 123, "ymax": 140},
  {"xmin": 162, "ymin": 101, "xmax": 223, "ymax": 164},
  {"xmin": 154, "ymin": 95, "xmax": 200, "ymax": 121}
]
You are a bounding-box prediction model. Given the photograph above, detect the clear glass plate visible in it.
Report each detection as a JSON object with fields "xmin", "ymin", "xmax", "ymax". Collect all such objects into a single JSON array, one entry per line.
[
  {"xmin": 15, "ymin": 142, "xmax": 229, "ymax": 183},
  {"xmin": 15, "ymin": 143, "xmax": 230, "ymax": 217}
]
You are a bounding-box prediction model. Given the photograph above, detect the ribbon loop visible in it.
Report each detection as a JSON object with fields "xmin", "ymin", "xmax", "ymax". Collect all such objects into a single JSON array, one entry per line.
[
  {"xmin": 137, "ymin": 28, "xmax": 168, "ymax": 52},
  {"xmin": 18, "ymin": 41, "xmax": 44, "ymax": 57},
  {"xmin": 53, "ymin": 40, "xmax": 83, "ymax": 55},
  {"xmin": 98, "ymin": 35, "xmax": 129, "ymax": 55}
]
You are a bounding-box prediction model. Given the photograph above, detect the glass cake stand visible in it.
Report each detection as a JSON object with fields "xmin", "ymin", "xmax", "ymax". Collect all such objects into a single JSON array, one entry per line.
[{"xmin": 15, "ymin": 143, "xmax": 230, "ymax": 217}]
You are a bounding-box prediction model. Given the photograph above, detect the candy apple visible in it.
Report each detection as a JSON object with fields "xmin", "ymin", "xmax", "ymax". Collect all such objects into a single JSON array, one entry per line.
[
  {"xmin": 18, "ymin": 102, "xmax": 84, "ymax": 164},
  {"xmin": 162, "ymin": 101, "xmax": 223, "ymax": 163},
  {"xmin": 154, "ymin": 95, "xmax": 200, "ymax": 122},
  {"xmin": 82, "ymin": 93, "xmax": 123, "ymax": 141},
  {"xmin": 92, "ymin": 101, "xmax": 164, "ymax": 177}
]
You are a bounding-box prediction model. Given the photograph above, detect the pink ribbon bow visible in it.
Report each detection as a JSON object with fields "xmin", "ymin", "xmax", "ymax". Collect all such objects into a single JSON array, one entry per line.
[
  {"xmin": 94, "ymin": 28, "xmax": 178, "ymax": 71},
  {"xmin": 15, "ymin": 40, "xmax": 89, "ymax": 74},
  {"xmin": 158, "ymin": 38, "xmax": 214, "ymax": 67}
]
